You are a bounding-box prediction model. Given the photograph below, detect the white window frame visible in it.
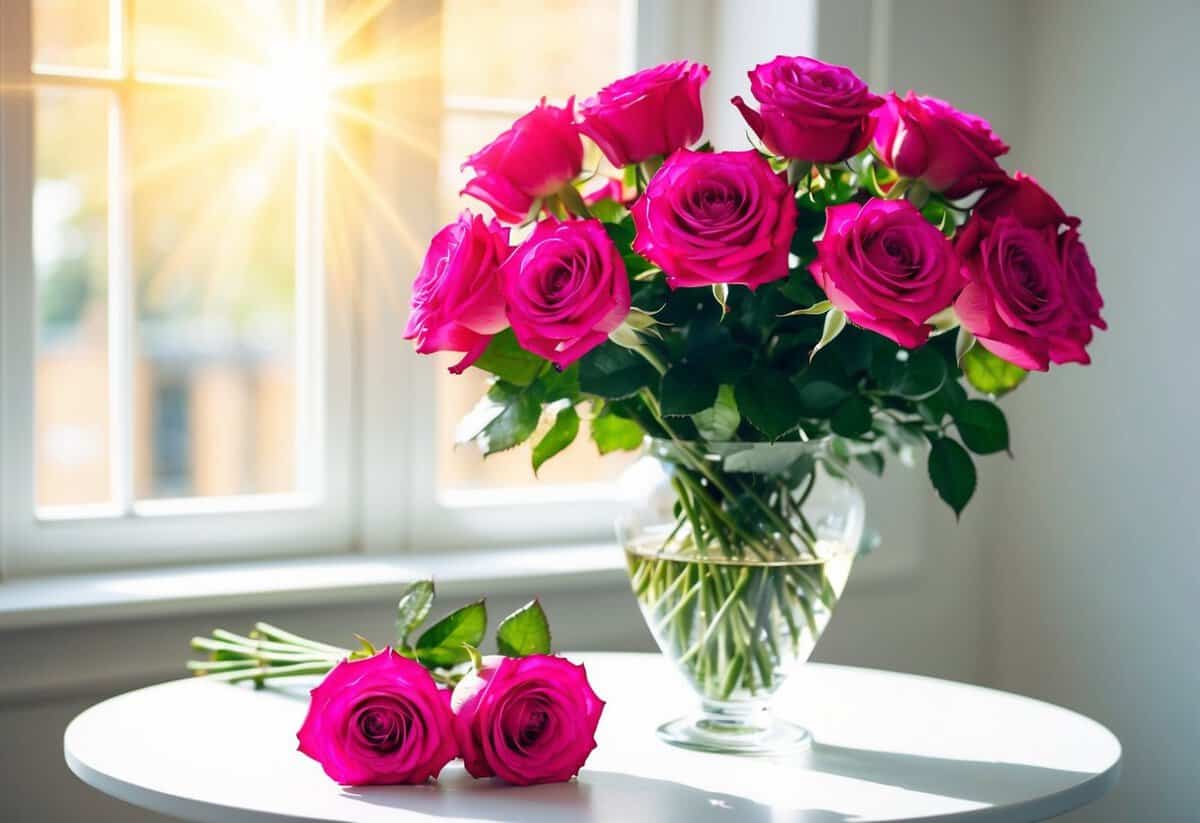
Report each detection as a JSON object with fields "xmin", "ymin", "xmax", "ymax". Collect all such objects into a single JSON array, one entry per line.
[
  {"xmin": 2, "ymin": 0, "xmax": 812, "ymax": 576},
  {"xmin": 0, "ymin": 0, "xmax": 354, "ymax": 577}
]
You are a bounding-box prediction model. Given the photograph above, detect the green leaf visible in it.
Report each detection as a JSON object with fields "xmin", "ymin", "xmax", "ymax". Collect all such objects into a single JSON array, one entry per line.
[
  {"xmin": 415, "ymin": 601, "xmax": 487, "ymax": 668},
  {"xmin": 692, "ymin": 385, "xmax": 740, "ymax": 441},
  {"xmin": 962, "ymin": 344, "xmax": 1028, "ymax": 397},
  {"xmin": 532, "ymin": 405, "xmax": 580, "ymax": 473},
  {"xmin": 927, "ymin": 437, "xmax": 976, "ymax": 517},
  {"xmin": 735, "ymin": 368, "xmax": 804, "ymax": 440},
  {"xmin": 722, "ymin": 442, "xmax": 814, "ymax": 474},
  {"xmin": 472, "ymin": 329, "xmax": 544, "ymax": 387},
  {"xmin": 779, "ymin": 299, "xmax": 831, "ymax": 318},
  {"xmin": 496, "ymin": 600, "xmax": 552, "ymax": 657},
  {"xmin": 456, "ymin": 381, "xmax": 542, "ymax": 456},
  {"xmin": 395, "ymin": 580, "xmax": 435, "ymax": 646},
  {"xmin": 589, "ymin": 197, "xmax": 628, "ymax": 224},
  {"xmin": 579, "ymin": 343, "xmax": 657, "ymax": 399},
  {"xmin": 538, "ymin": 364, "xmax": 580, "ymax": 402},
  {"xmin": 793, "ymin": 377, "xmax": 850, "ymax": 418},
  {"xmin": 660, "ymin": 365, "xmax": 718, "ymax": 416},
  {"xmin": 691, "ymin": 343, "xmax": 754, "ymax": 384},
  {"xmin": 831, "ymin": 395, "xmax": 872, "ymax": 438},
  {"xmin": 952, "ymin": 399, "xmax": 1009, "ymax": 455},
  {"xmin": 855, "ymin": 450, "xmax": 885, "ymax": 476},
  {"xmin": 897, "ymin": 347, "xmax": 947, "ymax": 399},
  {"xmin": 810, "ymin": 308, "xmax": 847, "ymax": 361},
  {"xmin": 591, "ymin": 408, "xmax": 645, "ymax": 454}
]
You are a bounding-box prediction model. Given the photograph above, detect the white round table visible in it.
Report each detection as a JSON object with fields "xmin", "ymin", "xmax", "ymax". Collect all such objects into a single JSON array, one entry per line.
[{"xmin": 65, "ymin": 652, "xmax": 1119, "ymax": 822}]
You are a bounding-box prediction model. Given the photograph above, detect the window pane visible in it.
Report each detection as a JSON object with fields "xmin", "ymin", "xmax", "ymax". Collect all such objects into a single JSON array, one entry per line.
[
  {"xmin": 35, "ymin": 89, "xmax": 112, "ymax": 508},
  {"xmin": 33, "ymin": 0, "xmax": 112, "ymax": 73},
  {"xmin": 442, "ymin": 0, "xmax": 628, "ymax": 100},
  {"xmin": 131, "ymin": 89, "xmax": 297, "ymax": 499},
  {"xmin": 133, "ymin": 0, "xmax": 296, "ymax": 79}
]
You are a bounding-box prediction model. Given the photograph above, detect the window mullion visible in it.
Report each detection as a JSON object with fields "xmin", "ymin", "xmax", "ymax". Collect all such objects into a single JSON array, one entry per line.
[{"xmin": 107, "ymin": 0, "xmax": 136, "ymax": 514}]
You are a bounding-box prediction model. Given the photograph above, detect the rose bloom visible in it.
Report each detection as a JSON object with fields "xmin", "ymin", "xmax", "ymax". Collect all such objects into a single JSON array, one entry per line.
[
  {"xmin": 972, "ymin": 171, "xmax": 1080, "ymax": 231},
  {"xmin": 632, "ymin": 149, "xmax": 797, "ymax": 289},
  {"xmin": 297, "ymin": 649, "xmax": 458, "ymax": 786},
  {"xmin": 462, "ymin": 98, "xmax": 583, "ymax": 223},
  {"xmin": 955, "ymin": 216, "xmax": 1090, "ymax": 370},
  {"xmin": 451, "ymin": 655, "xmax": 604, "ymax": 786},
  {"xmin": 578, "ymin": 61, "xmax": 709, "ymax": 167},
  {"xmin": 501, "ymin": 219, "xmax": 630, "ymax": 368},
  {"xmin": 404, "ymin": 211, "xmax": 511, "ymax": 373},
  {"xmin": 732, "ymin": 55, "xmax": 882, "ymax": 163},
  {"xmin": 810, "ymin": 199, "xmax": 963, "ymax": 348},
  {"xmin": 872, "ymin": 91, "xmax": 1009, "ymax": 198}
]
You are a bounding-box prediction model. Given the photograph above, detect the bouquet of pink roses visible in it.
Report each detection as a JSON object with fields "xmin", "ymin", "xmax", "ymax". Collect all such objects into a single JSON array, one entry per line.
[
  {"xmin": 405, "ymin": 55, "xmax": 1103, "ymax": 712},
  {"xmin": 408, "ymin": 56, "xmax": 1102, "ymax": 510}
]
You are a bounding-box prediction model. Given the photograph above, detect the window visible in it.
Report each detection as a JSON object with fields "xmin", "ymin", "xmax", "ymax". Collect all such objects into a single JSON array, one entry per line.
[{"xmin": 1, "ymin": 0, "xmax": 661, "ymax": 575}]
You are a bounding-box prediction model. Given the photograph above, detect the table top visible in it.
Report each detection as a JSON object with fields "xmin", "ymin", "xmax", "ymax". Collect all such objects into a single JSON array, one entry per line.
[{"xmin": 65, "ymin": 653, "xmax": 1120, "ymax": 823}]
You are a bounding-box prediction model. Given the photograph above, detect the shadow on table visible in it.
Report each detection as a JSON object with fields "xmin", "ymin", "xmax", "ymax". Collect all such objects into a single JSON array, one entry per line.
[
  {"xmin": 344, "ymin": 769, "xmax": 855, "ymax": 822},
  {"xmin": 804, "ymin": 742, "xmax": 1095, "ymax": 806}
]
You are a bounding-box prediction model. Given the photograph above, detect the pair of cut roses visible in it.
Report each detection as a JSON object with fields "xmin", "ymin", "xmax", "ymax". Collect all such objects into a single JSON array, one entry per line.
[{"xmin": 297, "ymin": 649, "xmax": 604, "ymax": 787}]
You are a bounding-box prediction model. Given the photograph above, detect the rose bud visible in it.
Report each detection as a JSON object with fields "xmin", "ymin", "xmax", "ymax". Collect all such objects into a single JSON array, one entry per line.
[
  {"xmin": 732, "ymin": 55, "xmax": 882, "ymax": 163},
  {"xmin": 462, "ymin": 98, "xmax": 584, "ymax": 223},
  {"xmin": 954, "ymin": 216, "xmax": 1083, "ymax": 370},
  {"xmin": 809, "ymin": 198, "xmax": 964, "ymax": 348},
  {"xmin": 451, "ymin": 655, "xmax": 605, "ymax": 786},
  {"xmin": 631, "ymin": 149, "xmax": 797, "ymax": 290},
  {"xmin": 872, "ymin": 91, "xmax": 1009, "ymax": 198},
  {"xmin": 972, "ymin": 171, "xmax": 1080, "ymax": 231},
  {"xmin": 578, "ymin": 61, "xmax": 710, "ymax": 167},
  {"xmin": 501, "ymin": 219, "xmax": 630, "ymax": 368},
  {"xmin": 404, "ymin": 211, "xmax": 511, "ymax": 373},
  {"xmin": 297, "ymin": 649, "xmax": 458, "ymax": 786}
]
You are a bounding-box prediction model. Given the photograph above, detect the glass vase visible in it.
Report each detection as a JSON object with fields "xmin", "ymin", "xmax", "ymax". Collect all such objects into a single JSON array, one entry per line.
[{"xmin": 617, "ymin": 438, "xmax": 864, "ymax": 755}]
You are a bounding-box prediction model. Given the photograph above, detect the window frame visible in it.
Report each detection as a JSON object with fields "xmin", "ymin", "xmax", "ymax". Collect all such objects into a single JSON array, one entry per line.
[
  {"xmin": 0, "ymin": 0, "xmax": 725, "ymax": 576},
  {"xmin": 0, "ymin": 0, "xmax": 355, "ymax": 577}
]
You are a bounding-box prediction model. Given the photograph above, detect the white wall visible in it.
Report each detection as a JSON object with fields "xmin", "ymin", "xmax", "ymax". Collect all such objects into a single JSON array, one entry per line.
[{"xmin": 983, "ymin": 2, "xmax": 1200, "ymax": 821}]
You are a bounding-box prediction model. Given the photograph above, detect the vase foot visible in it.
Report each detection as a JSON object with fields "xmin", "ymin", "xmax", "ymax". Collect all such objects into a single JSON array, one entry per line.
[{"xmin": 656, "ymin": 714, "xmax": 812, "ymax": 756}]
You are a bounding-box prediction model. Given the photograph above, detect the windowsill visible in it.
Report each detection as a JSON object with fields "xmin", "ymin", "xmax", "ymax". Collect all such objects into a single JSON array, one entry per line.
[{"xmin": 0, "ymin": 544, "xmax": 628, "ymax": 632}]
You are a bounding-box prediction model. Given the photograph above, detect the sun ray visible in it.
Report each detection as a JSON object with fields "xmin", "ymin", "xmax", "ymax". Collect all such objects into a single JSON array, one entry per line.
[
  {"xmin": 324, "ymin": 0, "xmax": 396, "ymax": 54},
  {"xmin": 327, "ymin": 101, "xmax": 438, "ymax": 160}
]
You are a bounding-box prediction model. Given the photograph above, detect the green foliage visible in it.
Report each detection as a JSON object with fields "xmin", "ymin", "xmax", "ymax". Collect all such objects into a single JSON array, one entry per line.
[
  {"xmin": 735, "ymin": 368, "xmax": 804, "ymax": 440},
  {"xmin": 473, "ymin": 329, "xmax": 543, "ymax": 386},
  {"xmin": 395, "ymin": 581, "xmax": 435, "ymax": 647},
  {"xmin": 532, "ymin": 406, "xmax": 580, "ymax": 473},
  {"xmin": 831, "ymin": 395, "xmax": 872, "ymax": 438},
  {"xmin": 692, "ymin": 385, "xmax": 740, "ymax": 441},
  {"xmin": 928, "ymin": 437, "xmax": 977, "ymax": 517},
  {"xmin": 591, "ymin": 406, "xmax": 645, "ymax": 454},
  {"xmin": 579, "ymin": 343, "xmax": 657, "ymax": 399},
  {"xmin": 415, "ymin": 601, "xmax": 487, "ymax": 668},
  {"xmin": 457, "ymin": 380, "xmax": 542, "ymax": 456},
  {"xmin": 660, "ymin": 365, "xmax": 718, "ymax": 416},
  {"xmin": 962, "ymin": 344, "xmax": 1028, "ymax": 396},
  {"xmin": 953, "ymin": 399, "xmax": 1009, "ymax": 455},
  {"xmin": 496, "ymin": 600, "xmax": 552, "ymax": 657}
]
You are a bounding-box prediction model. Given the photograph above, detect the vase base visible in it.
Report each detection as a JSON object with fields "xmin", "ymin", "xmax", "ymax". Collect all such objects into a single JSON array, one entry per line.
[{"xmin": 656, "ymin": 714, "xmax": 813, "ymax": 756}]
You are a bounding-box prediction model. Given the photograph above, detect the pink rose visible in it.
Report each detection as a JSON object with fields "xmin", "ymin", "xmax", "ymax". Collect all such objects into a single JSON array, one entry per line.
[
  {"xmin": 872, "ymin": 91, "xmax": 1009, "ymax": 198},
  {"xmin": 631, "ymin": 149, "xmax": 796, "ymax": 289},
  {"xmin": 810, "ymin": 199, "xmax": 963, "ymax": 348},
  {"xmin": 732, "ymin": 56, "xmax": 882, "ymax": 163},
  {"xmin": 972, "ymin": 172, "xmax": 1080, "ymax": 230},
  {"xmin": 578, "ymin": 61, "xmax": 709, "ymax": 167},
  {"xmin": 404, "ymin": 211, "xmax": 511, "ymax": 373},
  {"xmin": 1052, "ymin": 227, "xmax": 1106, "ymax": 364},
  {"xmin": 954, "ymin": 216, "xmax": 1081, "ymax": 370},
  {"xmin": 451, "ymin": 655, "xmax": 604, "ymax": 786},
  {"xmin": 462, "ymin": 98, "xmax": 584, "ymax": 223},
  {"xmin": 583, "ymin": 175, "xmax": 635, "ymax": 207},
  {"xmin": 501, "ymin": 218, "xmax": 630, "ymax": 368},
  {"xmin": 296, "ymin": 649, "xmax": 458, "ymax": 786}
]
